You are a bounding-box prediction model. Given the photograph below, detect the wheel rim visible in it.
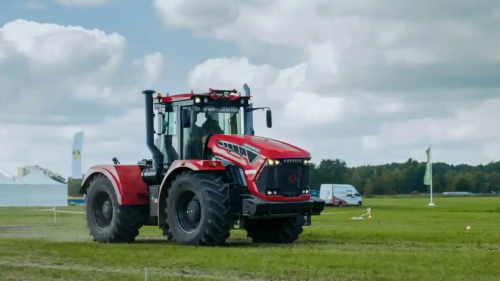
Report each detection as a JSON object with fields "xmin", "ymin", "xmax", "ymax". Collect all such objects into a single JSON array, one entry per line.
[
  {"xmin": 176, "ymin": 190, "xmax": 201, "ymax": 233},
  {"xmin": 92, "ymin": 191, "xmax": 113, "ymax": 229}
]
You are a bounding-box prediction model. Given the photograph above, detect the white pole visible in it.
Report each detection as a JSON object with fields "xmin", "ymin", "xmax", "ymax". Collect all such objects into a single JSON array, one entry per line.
[
  {"xmin": 53, "ymin": 206, "xmax": 56, "ymax": 223},
  {"xmin": 145, "ymin": 267, "xmax": 148, "ymax": 281},
  {"xmin": 428, "ymin": 145, "xmax": 435, "ymax": 207},
  {"xmin": 429, "ymin": 176, "xmax": 434, "ymax": 206}
]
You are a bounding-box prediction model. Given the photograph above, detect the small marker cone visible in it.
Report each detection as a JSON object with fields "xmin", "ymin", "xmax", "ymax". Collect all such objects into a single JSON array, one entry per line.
[
  {"xmin": 466, "ymin": 225, "xmax": 471, "ymax": 231},
  {"xmin": 368, "ymin": 215, "xmax": 372, "ymax": 220}
]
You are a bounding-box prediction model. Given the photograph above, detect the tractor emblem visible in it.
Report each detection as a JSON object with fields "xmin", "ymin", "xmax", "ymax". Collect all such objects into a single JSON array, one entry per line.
[
  {"xmin": 288, "ymin": 174, "xmax": 297, "ymax": 184},
  {"xmin": 73, "ymin": 150, "xmax": 81, "ymax": 159}
]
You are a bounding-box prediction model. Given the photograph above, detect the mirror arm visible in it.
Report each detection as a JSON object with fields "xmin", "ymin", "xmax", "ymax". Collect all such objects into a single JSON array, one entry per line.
[{"xmin": 245, "ymin": 107, "xmax": 270, "ymax": 112}]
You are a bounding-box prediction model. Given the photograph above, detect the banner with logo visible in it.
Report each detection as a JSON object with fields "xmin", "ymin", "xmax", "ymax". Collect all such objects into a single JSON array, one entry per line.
[{"xmin": 71, "ymin": 131, "xmax": 83, "ymax": 179}]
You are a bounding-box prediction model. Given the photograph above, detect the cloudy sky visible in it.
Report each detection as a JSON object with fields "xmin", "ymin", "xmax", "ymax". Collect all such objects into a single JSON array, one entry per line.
[{"xmin": 0, "ymin": 0, "xmax": 498, "ymax": 178}]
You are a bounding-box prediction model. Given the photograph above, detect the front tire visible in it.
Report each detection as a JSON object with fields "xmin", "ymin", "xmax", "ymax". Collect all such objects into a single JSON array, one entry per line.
[
  {"xmin": 165, "ymin": 171, "xmax": 231, "ymax": 246},
  {"xmin": 85, "ymin": 175, "xmax": 146, "ymax": 243},
  {"xmin": 159, "ymin": 225, "xmax": 173, "ymax": 240},
  {"xmin": 245, "ymin": 216, "xmax": 305, "ymax": 244}
]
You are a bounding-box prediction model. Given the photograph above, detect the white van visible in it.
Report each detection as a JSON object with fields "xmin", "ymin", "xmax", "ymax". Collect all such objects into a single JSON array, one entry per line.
[{"xmin": 319, "ymin": 184, "xmax": 362, "ymax": 206}]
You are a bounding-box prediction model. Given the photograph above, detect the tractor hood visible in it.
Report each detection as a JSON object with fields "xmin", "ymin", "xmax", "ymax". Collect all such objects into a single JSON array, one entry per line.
[{"xmin": 209, "ymin": 134, "xmax": 311, "ymax": 159}]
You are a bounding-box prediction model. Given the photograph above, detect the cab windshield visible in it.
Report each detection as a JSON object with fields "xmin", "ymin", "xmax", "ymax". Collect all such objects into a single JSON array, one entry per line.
[
  {"xmin": 192, "ymin": 106, "xmax": 242, "ymax": 135},
  {"xmin": 183, "ymin": 105, "xmax": 242, "ymax": 159}
]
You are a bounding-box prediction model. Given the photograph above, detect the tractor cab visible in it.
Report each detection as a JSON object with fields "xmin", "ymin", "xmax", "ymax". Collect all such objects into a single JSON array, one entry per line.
[{"xmin": 152, "ymin": 88, "xmax": 271, "ymax": 163}]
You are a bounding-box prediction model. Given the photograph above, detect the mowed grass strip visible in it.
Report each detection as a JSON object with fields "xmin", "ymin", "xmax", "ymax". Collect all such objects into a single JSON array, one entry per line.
[
  {"xmin": 1, "ymin": 197, "xmax": 500, "ymax": 280},
  {"xmin": 0, "ymin": 264, "xmax": 215, "ymax": 281}
]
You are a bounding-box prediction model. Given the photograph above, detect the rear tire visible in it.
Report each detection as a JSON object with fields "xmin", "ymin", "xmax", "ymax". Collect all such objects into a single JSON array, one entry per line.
[
  {"xmin": 165, "ymin": 171, "xmax": 231, "ymax": 246},
  {"xmin": 245, "ymin": 216, "xmax": 305, "ymax": 244},
  {"xmin": 338, "ymin": 201, "xmax": 344, "ymax": 207},
  {"xmin": 85, "ymin": 175, "xmax": 146, "ymax": 243}
]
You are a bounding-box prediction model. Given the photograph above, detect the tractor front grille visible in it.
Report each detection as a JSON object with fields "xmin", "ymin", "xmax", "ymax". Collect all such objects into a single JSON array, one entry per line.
[{"xmin": 255, "ymin": 163, "xmax": 309, "ymax": 197}]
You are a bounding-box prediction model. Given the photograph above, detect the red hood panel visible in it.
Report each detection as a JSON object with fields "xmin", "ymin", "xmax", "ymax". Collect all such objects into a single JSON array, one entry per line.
[{"xmin": 209, "ymin": 134, "xmax": 310, "ymax": 159}]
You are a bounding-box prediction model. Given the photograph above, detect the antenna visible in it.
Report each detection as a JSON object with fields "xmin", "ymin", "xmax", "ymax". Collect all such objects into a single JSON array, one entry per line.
[{"xmin": 243, "ymin": 84, "xmax": 250, "ymax": 96}]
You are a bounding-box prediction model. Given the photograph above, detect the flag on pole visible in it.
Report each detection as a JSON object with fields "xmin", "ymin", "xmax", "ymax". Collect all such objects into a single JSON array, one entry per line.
[
  {"xmin": 71, "ymin": 131, "xmax": 84, "ymax": 179},
  {"xmin": 424, "ymin": 146, "xmax": 432, "ymax": 185}
]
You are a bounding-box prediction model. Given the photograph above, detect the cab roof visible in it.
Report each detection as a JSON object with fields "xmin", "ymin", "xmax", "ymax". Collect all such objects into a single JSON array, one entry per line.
[{"xmin": 153, "ymin": 89, "xmax": 251, "ymax": 104}]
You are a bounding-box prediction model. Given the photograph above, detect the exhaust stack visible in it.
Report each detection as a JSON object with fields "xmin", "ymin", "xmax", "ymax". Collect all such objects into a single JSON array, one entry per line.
[
  {"xmin": 243, "ymin": 84, "xmax": 254, "ymax": 135},
  {"xmin": 142, "ymin": 90, "xmax": 164, "ymax": 173}
]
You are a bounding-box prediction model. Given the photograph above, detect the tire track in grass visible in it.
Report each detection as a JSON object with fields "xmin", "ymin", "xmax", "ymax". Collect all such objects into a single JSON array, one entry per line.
[{"xmin": 0, "ymin": 259, "xmax": 265, "ymax": 281}]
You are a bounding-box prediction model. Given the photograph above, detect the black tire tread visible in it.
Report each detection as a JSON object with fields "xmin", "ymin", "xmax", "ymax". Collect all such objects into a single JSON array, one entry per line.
[
  {"xmin": 162, "ymin": 178, "xmax": 174, "ymax": 240},
  {"xmin": 86, "ymin": 175, "xmax": 145, "ymax": 243},
  {"xmin": 160, "ymin": 225, "xmax": 173, "ymax": 240},
  {"xmin": 165, "ymin": 171, "xmax": 231, "ymax": 246}
]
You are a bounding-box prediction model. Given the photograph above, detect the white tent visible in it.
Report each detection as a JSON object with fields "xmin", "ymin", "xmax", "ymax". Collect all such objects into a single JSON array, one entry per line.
[
  {"xmin": 0, "ymin": 169, "xmax": 67, "ymax": 207},
  {"xmin": 19, "ymin": 169, "xmax": 65, "ymax": 185},
  {"xmin": 0, "ymin": 172, "xmax": 15, "ymax": 184}
]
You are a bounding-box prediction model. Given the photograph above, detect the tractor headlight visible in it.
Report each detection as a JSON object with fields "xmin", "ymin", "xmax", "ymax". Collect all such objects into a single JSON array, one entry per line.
[
  {"xmin": 303, "ymin": 159, "xmax": 310, "ymax": 165},
  {"xmin": 267, "ymin": 190, "xmax": 272, "ymax": 195},
  {"xmin": 267, "ymin": 159, "xmax": 281, "ymax": 166},
  {"xmin": 194, "ymin": 97, "xmax": 201, "ymax": 103}
]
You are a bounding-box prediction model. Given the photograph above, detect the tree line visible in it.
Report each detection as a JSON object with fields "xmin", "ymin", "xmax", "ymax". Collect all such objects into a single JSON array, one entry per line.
[{"xmin": 309, "ymin": 158, "xmax": 500, "ymax": 196}]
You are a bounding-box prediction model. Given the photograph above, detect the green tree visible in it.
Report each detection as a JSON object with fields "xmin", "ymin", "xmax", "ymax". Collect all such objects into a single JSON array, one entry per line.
[
  {"xmin": 308, "ymin": 158, "xmax": 500, "ymax": 195},
  {"xmin": 364, "ymin": 179, "xmax": 374, "ymax": 197}
]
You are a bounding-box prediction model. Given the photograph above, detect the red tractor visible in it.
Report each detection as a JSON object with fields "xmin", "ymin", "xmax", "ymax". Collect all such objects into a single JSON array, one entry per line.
[{"xmin": 79, "ymin": 85, "xmax": 325, "ymax": 246}]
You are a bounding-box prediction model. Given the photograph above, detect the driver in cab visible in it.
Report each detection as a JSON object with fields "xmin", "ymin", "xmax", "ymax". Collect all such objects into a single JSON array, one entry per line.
[
  {"xmin": 188, "ymin": 110, "xmax": 223, "ymax": 159},
  {"xmin": 201, "ymin": 112, "xmax": 223, "ymax": 136}
]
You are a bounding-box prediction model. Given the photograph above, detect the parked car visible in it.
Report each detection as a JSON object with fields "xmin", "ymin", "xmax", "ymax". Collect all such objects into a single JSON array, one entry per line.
[
  {"xmin": 319, "ymin": 184, "xmax": 362, "ymax": 206},
  {"xmin": 310, "ymin": 190, "xmax": 320, "ymax": 197}
]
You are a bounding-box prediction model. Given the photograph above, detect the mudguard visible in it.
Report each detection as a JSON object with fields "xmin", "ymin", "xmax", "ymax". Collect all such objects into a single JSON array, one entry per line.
[
  {"xmin": 157, "ymin": 159, "xmax": 226, "ymax": 225},
  {"xmin": 79, "ymin": 165, "xmax": 149, "ymax": 206}
]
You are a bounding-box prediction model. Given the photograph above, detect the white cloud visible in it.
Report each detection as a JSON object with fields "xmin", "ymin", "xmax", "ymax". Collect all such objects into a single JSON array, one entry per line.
[
  {"xmin": 133, "ymin": 52, "xmax": 164, "ymax": 89},
  {"xmin": 0, "ymin": 19, "xmax": 164, "ymax": 177},
  {"xmin": 362, "ymin": 98, "xmax": 500, "ymax": 157},
  {"xmin": 0, "ymin": 19, "xmax": 162, "ymax": 125},
  {"xmin": 186, "ymin": 56, "xmax": 413, "ymax": 163},
  {"xmin": 2, "ymin": 0, "xmax": 498, "ymax": 180},
  {"xmin": 157, "ymin": 0, "xmax": 500, "ymax": 166}
]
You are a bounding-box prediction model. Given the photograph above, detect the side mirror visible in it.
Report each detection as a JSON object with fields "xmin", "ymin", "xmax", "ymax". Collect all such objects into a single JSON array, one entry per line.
[
  {"xmin": 156, "ymin": 112, "xmax": 166, "ymax": 134},
  {"xmin": 181, "ymin": 108, "xmax": 191, "ymax": 128},
  {"xmin": 266, "ymin": 109, "xmax": 272, "ymax": 128}
]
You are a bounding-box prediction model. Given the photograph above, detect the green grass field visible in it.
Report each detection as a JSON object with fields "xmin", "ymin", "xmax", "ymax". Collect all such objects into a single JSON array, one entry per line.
[{"xmin": 1, "ymin": 197, "xmax": 500, "ymax": 281}]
